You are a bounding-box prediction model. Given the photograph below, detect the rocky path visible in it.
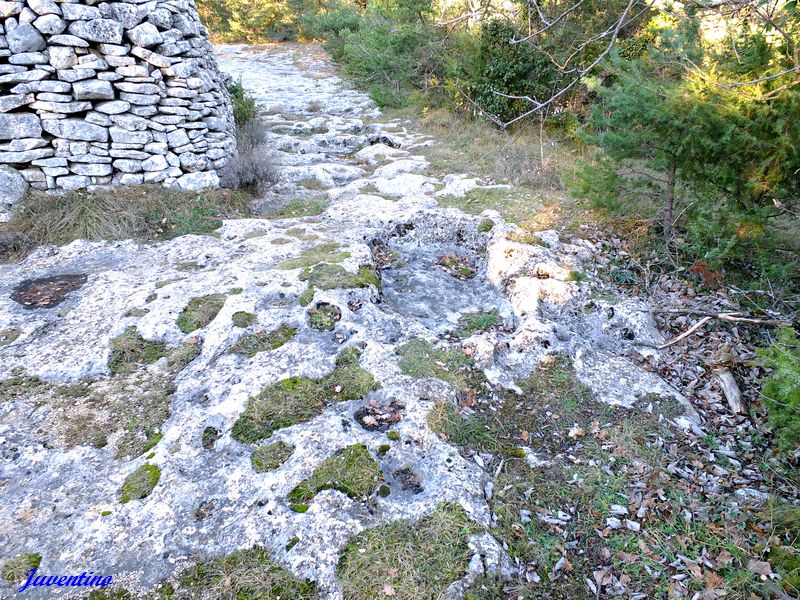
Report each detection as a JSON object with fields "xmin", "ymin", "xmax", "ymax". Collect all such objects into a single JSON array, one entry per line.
[{"xmin": 0, "ymin": 44, "xmax": 700, "ymax": 599}]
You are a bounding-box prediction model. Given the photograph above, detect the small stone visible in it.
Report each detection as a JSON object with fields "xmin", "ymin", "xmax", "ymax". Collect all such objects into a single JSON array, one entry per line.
[
  {"xmin": 57, "ymin": 174, "xmax": 90, "ymax": 190},
  {"xmin": 72, "ymin": 79, "xmax": 115, "ymax": 100},
  {"xmin": 27, "ymin": 0, "xmax": 59, "ymax": 16},
  {"xmin": 57, "ymin": 68, "xmax": 96, "ymax": 83},
  {"xmin": 94, "ymin": 100, "xmax": 130, "ymax": 115},
  {"xmin": 48, "ymin": 34, "xmax": 90, "ymax": 47},
  {"xmin": 48, "ymin": 46, "xmax": 77, "ymax": 69},
  {"xmin": 68, "ymin": 19, "xmax": 123, "ymax": 44},
  {"xmin": 0, "ymin": 165, "xmax": 28, "ymax": 214},
  {"xmin": 142, "ymin": 154, "xmax": 168, "ymax": 171},
  {"xmin": 127, "ymin": 22, "xmax": 162, "ymax": 47},
  {"xmin": 69, "ymin": 162, "xmax": 112, "ymax": 176},
  {"xmin": 0, "ymin": 93, "xmax": 34, "ymax": 112},
  {"xmin": 176, "ymin": 171, "xmax": 219, "ymax": 191},
  {"xmin": 0, "ymin": 113, "xmax": 41, "ymax": 139},
  {"xmin": 0, "ymin": 2, "xmax": 23, "ymax": 18},
  {"xmin": 30, "ymin": 100, "xmax": 92, "ymax": 113},
  {"xmin": 7, "ymin": 22, "xmax": 45, "ymax": 53},
  {"xmin": 42, "ymin": 118, "xmax": 107, "ymax": 142},
  {"xmin": 32, "ymin": 13, "xmax": 64, "ymax": 34},
  {"xmin": 60, "ymin": 4, "xmax": 101, "ymax": 20},
  {"xmin": 108, "ymin": 3, "xmax": 143, "ymax": 29},
  {"xmin": 130, "ymin": 46, "xmax": 171, "ymax": 67},
  {"xmin": 147, "ymin": 8, "xmax": 172, "ymax": 30},
  {"xmin": 9, "ymin": 52, "xmax": 46, "ymax": 65},
  {"xmin": 167, "ymin": 129, "xmax": 189, "ymax": 148},
  {"xmin": 0, "ymin": 147, "xmax": 53, "ymax": 161}
]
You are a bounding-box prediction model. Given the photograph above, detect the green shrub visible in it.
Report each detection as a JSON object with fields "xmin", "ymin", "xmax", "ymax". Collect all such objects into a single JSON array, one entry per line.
[{"xmin": 758, "ymin": 327, "xmax": 800, "ymax": 452}]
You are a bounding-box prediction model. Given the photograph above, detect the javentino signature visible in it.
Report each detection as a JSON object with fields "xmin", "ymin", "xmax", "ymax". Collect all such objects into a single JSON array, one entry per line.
[{"xmin": 18, "ymin": 569, "xmax": 113, "ymax": 593}]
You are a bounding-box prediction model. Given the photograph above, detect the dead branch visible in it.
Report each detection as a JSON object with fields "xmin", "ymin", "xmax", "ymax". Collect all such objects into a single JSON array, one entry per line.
[{"xmin": 657, "ymin": 316, "xmax": 713, "ymax": 349}]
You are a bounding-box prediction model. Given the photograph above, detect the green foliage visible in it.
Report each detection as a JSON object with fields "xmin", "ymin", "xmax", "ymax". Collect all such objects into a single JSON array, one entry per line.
[
  {"xmin": 119, "ymin": 464, "xmax": 160, "ymax": 503},
  {"xmin": 227, "ymin": 80, "xmax": 259, "ymax": 131},
  {"xmin": 397, "ymin": 338, "xmax": 486, "ymax": 394},
  {"xmin": 758, "ymin": 327, "xmax": 800, "ymax": 452}
]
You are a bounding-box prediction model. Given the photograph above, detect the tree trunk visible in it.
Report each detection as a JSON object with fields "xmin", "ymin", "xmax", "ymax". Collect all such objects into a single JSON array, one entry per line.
[{"xmin": 664, "ymin": 159, "xmax": 676, "ymax": 237}]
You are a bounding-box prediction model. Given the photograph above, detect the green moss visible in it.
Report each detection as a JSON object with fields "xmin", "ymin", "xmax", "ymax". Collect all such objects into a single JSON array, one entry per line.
[
  {"xmin": 229, "ymin": 325, "xmax": 297, "ymax": 358},
  {"xmin": 0, "ymin": 327, "xmax": 21, "ymax": 346},
  {"xmin": 298, "ymin": 177, "xmax": 325, "ymax": 190},
  {"xmin": 337, "ymin": 504, "xmax": 477, "ymax": 599},
  {"xmin": 397, "ymin": 338, "xmax": 486, "ymax": 394},
  {"xmin": 231, "ymin": 347, "xmax": 377, "ymax": 444},
  {"xmin": 125, "ymin": 307, "xmax": 150, "ymax": 317},
  {"xmin": 298, "ymin": 285, "xmax": 315, "ymax": 306},
  {"xmin": 174, "ymin": 548, "xmax": 316, "ymax": 599},
  {"xmin": 455, "ymin": 309, "xmax": 501, "ymax": 338},
  {"xmin": 0, "ymin": 375, "xmax": 50, "ymax": 403},
  {"xmin": 155, "ymin": 278, "xmax": 183, "ymax": 289},
  {"xmin": 119, "ymin": 463, "xmax": 160, "ymax": 503},
  {"xmin": 108, "ymin": 327, "xmax": 167, "ymax": 374},
  {"xmin": 2, "ymin": 552, "xmax": 42, "ymax": 584},
  {"xmin": 288, "ymin": 444, "xmax": 382, "ymax": 505},
  {"xmin": 252, "ymin": 441, "xmax": 294, "ymax": 472},
  {"xmin": 308, "ymin": 303, "xmax": 341, "ymax": 331},
  {"xmin": 299, "ymin": 263, "xmax": 380, "ymax": 290},
  {"xmin": 270, "ymin": 237, "xmax": 292, "ymax": 245},
  {"xmin": 377, "ymin": 444, "xmax": 391, "ymax": 455},
  {"xmin": 279, "ymin": 242, "xmax": 351, "ymax": 270},
  {"xmin": 285, "ymin": 536, "xmax": 300, "ymax": 551},
  {"xmin": 269, "ymin": 198, "xmax": 327, "ymax": 218},
  {"xmin": 231, "ymin": 311, "xmax": 257, "ymax": 328},
  {"xmin": 477, "ymin": 218, "xmax": 495, "ymax": 233},
  {"xmin": 202, "ymin": 426, "xmax": 220, "ymax": 450},
  {"xmin": 567, "ymin": 269, "xmax": 588, "ymax": 282},
  {"xmin": 506, "ymin": 230, "xmax": 546, "ymax": 246},
  {"xmin": 286, "ymin": 227, "xmax": 318, "ymax": 241},
  {"xmin": 386, "ymin": 430, "xmax": 400, "ymax": 441},
  {"xmin": 101, "ymin": 510, "xmax": 112, "ymax": 516},
  {"xmin": 176, "ymin": 293, "xmax": 226, "ymax": 333}
]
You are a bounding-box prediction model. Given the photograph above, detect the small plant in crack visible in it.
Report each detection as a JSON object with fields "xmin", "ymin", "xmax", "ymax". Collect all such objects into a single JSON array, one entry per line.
[
  {"xmin": 436, "ymin": 254, "xmax": 477, "ymax": 280},
  {"xmin": 308, "ymin": 302, "xmax": 341, "ymax": 331}
]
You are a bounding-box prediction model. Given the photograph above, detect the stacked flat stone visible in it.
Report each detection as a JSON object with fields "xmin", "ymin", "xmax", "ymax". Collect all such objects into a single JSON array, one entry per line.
[{"xmin": 0, "ymin": 0, "xmax": 236, "ymax": 217}]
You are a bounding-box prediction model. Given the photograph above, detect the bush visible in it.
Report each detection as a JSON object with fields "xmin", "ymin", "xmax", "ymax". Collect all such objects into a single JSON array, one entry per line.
[{"xmin": 758, "ymin": 327, "xmax": 800, "ymax": 452}]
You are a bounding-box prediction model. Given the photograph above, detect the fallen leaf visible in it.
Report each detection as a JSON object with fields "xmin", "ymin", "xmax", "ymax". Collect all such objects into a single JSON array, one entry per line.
[
  {"xmin": 568, "ymin": 426, "xmax": 585, "ymax": 438},
  {"xmin": 747, "ymin": 559, "xmax": 772, "ymax": 580},
  {"xmin": 381, "ymin": 583, "xmax": 396, "ymax": 596}
]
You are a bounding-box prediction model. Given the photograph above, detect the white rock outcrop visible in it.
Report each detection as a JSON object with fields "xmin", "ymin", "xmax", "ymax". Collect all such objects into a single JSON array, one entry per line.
[{"xmin": 0, "ymin": 0, "xmax": 236, "ymax": 215}]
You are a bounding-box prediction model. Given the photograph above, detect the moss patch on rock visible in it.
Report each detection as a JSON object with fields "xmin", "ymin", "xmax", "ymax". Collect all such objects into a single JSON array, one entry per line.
[
  {"xmin": 454, "ymin": 309, "xmax": 501, "ymax": 338},
  {"xmin": 108, "ymin": 327, "xmax": 167, "ymax": 374},
  {"xmin": 176, "ymin": 293, "xmax": 227, "ymax": 333},
  {"xmin": 278, "ymin": 242, "xmax": 350, "ymax": 270},
  {"xmin": 0, "ymin": 375, "xmax": 51, "ymax": 403},
  {"xmin": 268, "ymin": 198, "xmax": 327, "ymax": 219},
  {"xmin": 229, "ymin": 325, "xmax": 297, "ymax": 358},
  {"xmin": 171, "ymin": 548, "xmax": 316, "ymax": 600},
  {"xmin": 0, "ymin": 327, "xmax": 21, "ymax": 346},
  {"xmin": 231, "ymin": 311, "xmax": 256, "ymax": 328},
  {"xmin": 252, "ymin": 441, "xmax": 294, "ymax": 472},
  {"xmin": 337, "ymin": 504, "xmax": 477, "ymax": 599},
  {"xmin": 397, "ymin": 338, "xmax": 486, "ymax": 395},
  {"xmin": 119, "ymin": 463, "xmax": 160, "ymax": 503},
  {"xmin": 288, "ymin": 444, "xmax": 382, "ymax": 508},
  {"xmin": 299, "ymin": 263, "xmax": 380, "ymax": 290},
  {"xmin": 2, "ymin": 552, "xmax": 42, "ymax": 584},
  {"xmin": 298, "ymin": 285, "xmax": 315, "ymax": 307},
  {"xmin": 308, "ymin": 302, "xmax": 341, "ymax": 331},
  {"xmin": 231, "ymin": 347, "xmax": 377, "ymax": 444}
]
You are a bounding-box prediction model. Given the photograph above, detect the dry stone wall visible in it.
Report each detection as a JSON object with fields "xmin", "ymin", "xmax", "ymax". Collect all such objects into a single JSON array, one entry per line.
[{"xmin": 0, "ymin": 0, "xmax": 236, "ymax": 218}]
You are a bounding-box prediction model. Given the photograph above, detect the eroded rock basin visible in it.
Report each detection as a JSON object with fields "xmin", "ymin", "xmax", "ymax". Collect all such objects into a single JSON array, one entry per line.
[{"xmin": 0, "ymin": 44, "xmax": 699, "ymax": 599}]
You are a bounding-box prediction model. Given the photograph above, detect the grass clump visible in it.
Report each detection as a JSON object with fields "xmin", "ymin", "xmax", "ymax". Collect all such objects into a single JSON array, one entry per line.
[
  {"xmin": 119, "ymin": 463, "xmax": 160, "ymax": 503},
  {"xmin": 202, "ymin": 426, "xmax": 221, "ymax": 450},
  {"xmin": 177, "ymin": 294, "xmax": 226, "ymax": 334},
  {"xmin": 172, "ymin": 548, "xmax": 316, "ymax": 600},
  {"xmin": 231, "ymin": 311, "xmax": 256, "ymax": 328},
  {"xmin": 397, "ymin": 338, "xmax": 486, "ymax": 394},
  {"xmin": 229, "ymin": 325, "xmax": 297, "ymax": 358},
  {"xmin": 0, "ymin": 375, "xmax": 50, "ymax": 403},
  {"xmin": 278, "ymin": 242, "xmax": 351, "ymax": 270},
  {"xmin": 285, "ymin": 227, "xmax": 318, "ymax": 241},
  {"xmin": 477, "ymin": 218, "xmax": 495, "ymax": 233},
  {"xmin": 0, "ymin": 327, "xmax": 20, "ymax": 346},
  {"xmin": 298, "ymin": 286, "xmax": 315, "ymax": 307},
  {"xmin": 108, "ymin": 327, "xmax": 167, "ymax": 374},
  {"xmin": 231, "ymin": 347, "xmax": 377, "ymax": 444},
  {"xmin": 300, "ymin": 263, "xmax": 380, "ymax": 290},
  {"xmin": 757, "ymin": 326, "xmax": 800, "ymax": 452},
  {"xmin": 337, "ymin": 504, "xmax": 477, "ymax": 600},
  {"xmin": 3, "ymin": 186, "xmax": 250, "ymax": 261},
  {"xmin": 288, "ymin": 444, "xmax": 382, "ymax": 508},
  {"xmin": 252, "ymin": 441, "xmax": 294, "ymax": 472},
  {"xmin": 2, "ymin": 552, "xmax": 42, "ymax": 584},
  {"xmin": 268, "ymin": 198, "xmax": 327, "ymax": 218},
  {"xmin": 308, "ymin": 303, "xmax": 341, "ymax": 331},
  {"xmin": 454, "ymin": 309, "xmax": 501, "ymax": 338}
]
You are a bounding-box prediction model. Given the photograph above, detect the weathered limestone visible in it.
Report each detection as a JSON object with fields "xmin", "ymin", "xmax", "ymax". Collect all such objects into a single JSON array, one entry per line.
[{"xmin": 0, "ymin": 0, "xmax": 236, "ymax": 211}]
